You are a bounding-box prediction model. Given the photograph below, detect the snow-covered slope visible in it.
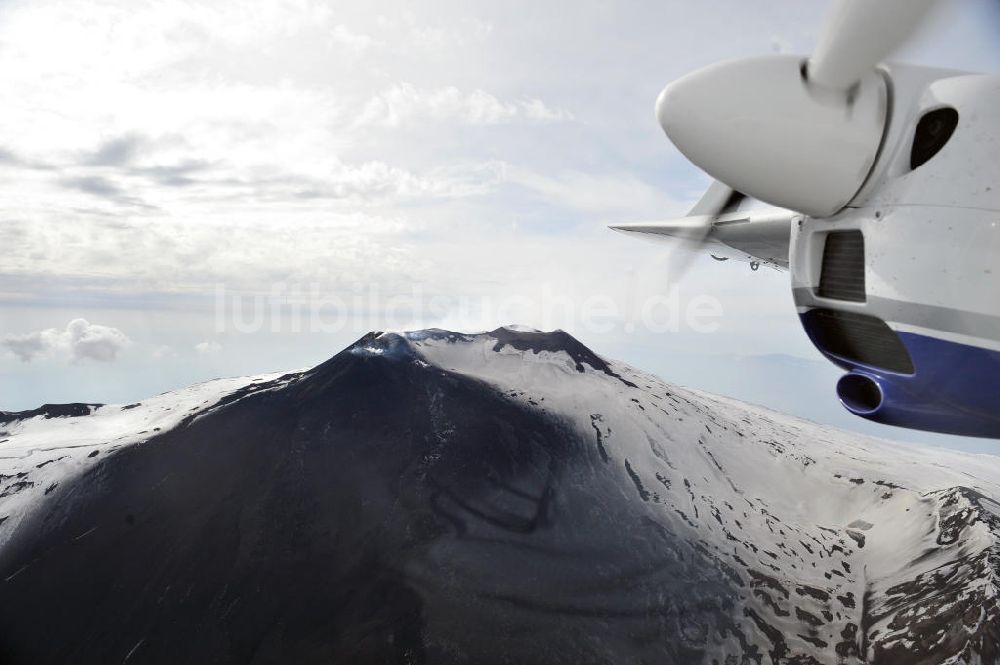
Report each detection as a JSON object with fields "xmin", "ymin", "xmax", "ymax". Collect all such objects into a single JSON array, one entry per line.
[
  {"xmin": 413, "ymin": 329, "xmax": 1000, "ymax": 663},
  {"xmin": 1, "ymin": 328, "xmax": 998, "ymax": 664},
  {"xmin": 0, "ymin": 371, "xmax": 297, "ymax": 550}
]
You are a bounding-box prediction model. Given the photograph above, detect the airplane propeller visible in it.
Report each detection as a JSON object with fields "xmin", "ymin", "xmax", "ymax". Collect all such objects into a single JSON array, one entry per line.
[
  {"xmin": 654, "ymin": 0, "xmax": 943, "ymax": 220},
  {"xmin": 658, "ymin": 181, "xmax": 743, "ymax": 283},
  {"xmin": 808, "ymin": 0, "xmax": 940, "ymax": 95},
  {"xmin": 618, "ymin": 0, "xmax": 943, "ymax": 281},
  {"xmin": 610, "ymin": 179, "xmax": 757, "ymax": 283}
]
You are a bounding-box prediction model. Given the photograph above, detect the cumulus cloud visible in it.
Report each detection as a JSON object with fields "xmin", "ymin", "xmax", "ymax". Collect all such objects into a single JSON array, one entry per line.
[
  {"xmin": 1, "ymin": 319, "xmax": 131, "ymax": 363},
  {"xmin": 194, "ymin": 341, "xmax": 222, "ymax": 355},
  {"xmin": 354, "ymin": 84, "xmax": 573, "ymax": 127}
]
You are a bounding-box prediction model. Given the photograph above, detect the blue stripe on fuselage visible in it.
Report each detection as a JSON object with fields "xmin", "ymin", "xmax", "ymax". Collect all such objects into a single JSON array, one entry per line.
[{"xmin": 800, "ymin": 316, "xmax": 1000, "ymax": 438}]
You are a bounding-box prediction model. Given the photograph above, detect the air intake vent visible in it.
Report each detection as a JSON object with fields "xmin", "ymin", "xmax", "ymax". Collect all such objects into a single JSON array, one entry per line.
[
  {"xmin": 802, "ymin": 308, "xmax": 914, "ymax": 374},
  {"xmin": 818, "ymin": 231, "xmax": 865, "ymax": 302},
  {"xmin": 911, "ymin": 107, "xmax": 958, "ymax": 170}
]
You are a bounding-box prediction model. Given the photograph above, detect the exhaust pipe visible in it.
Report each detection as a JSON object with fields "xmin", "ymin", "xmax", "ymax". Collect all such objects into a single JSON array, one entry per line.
[{"xmin": 837, "ymin": 373, "xmax": 883, "ymax": 416}]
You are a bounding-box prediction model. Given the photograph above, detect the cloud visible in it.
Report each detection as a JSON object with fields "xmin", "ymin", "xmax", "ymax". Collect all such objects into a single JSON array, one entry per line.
[
  {"xmin": 0, "ymin": 147, "xmax": 24, "ymax": 167},
  {"xmin": 87, "ymin": 135, "xmax": 145, "ymax": 166},
  {"xmin": 2, "ymin": 319, "xmax": 131, "ymax": 363},
  {"xmin": 151, "ymin": 345, "xmax": 176, "ymax": 359},
  {"xmin": 0, "ymin": 145, "xmax": 53, "ymax": 171},
  {"xmin": 330, "ymin": 25, "xmax": 372, "ymax": 54},
  {"xmin": 61, "ymin": 175, "xmax": 126, "ymax": 198},
  {"xmin": 214, "ymin": 159, "xmax": 506, "ymax": 202},
  {"xmin": 59, "ymin": 175, "xmax": 155, "ymax": 209},
  {"xmin": 354, "ymin": 84, "xmax": 573, "ymax": 127},
  {"xmin": 194, "ymin": 341, "xmax": 222, "ymax": 355},
  {"xmin": 40, "ymin": 127, "xmax": 497, "ymax": 208},
  {"xmin": 320, "ymin": 160, "xmax": 506, "ymax": 200}
]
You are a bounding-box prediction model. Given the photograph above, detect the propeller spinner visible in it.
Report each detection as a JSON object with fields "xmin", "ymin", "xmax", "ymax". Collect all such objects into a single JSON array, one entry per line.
[{"xmin": 656, "ymin": 0, "xmax": 941, "ymax": 219}]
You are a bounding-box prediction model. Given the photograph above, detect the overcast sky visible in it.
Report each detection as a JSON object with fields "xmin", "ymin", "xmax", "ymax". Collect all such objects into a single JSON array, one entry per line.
[{"xmin": 2, "ymin": 0, "xmax": 1000, "ymax": 452}]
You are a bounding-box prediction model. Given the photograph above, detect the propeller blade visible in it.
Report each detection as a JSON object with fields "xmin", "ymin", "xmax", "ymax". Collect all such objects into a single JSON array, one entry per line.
[
  {"xmin": 808, "ymin": 0, "xmax": 940, "ymax": 92},
  {"xmin": 689, "ymin": 179, "xmax": 744, "ymax": 217},
  {"xmin": 663, "ymin": 182, "xmax": 745, "ymax": 283}
]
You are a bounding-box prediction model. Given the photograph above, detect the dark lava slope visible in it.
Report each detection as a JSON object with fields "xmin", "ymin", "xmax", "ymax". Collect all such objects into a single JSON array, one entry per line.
[{"xmin": 0, "ymin": 332, "xmax": 738, "ymax": 665}]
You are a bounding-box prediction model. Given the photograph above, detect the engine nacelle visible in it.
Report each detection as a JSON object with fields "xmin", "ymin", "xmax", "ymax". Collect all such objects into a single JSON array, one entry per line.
[
  {"xmin": 790, "ymin": 70, "xmax": 1000, "ymax": 439},
  {"xmin": 656, "ymin": 54, "xmax": 888, "ymax": 218},
  {"xmin": 799, "ymin": 307, "xmax": 1000, "ymax": 438},
  {"xmin": 833, "ymin": 365, "xmax": 1000, "ymax": 439}
]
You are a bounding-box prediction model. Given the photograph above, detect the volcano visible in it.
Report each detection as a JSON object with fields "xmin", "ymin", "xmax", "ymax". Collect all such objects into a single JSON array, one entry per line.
[{"xmin": 1, "ymin": 328, "xmax": 999, "ymax": 664}]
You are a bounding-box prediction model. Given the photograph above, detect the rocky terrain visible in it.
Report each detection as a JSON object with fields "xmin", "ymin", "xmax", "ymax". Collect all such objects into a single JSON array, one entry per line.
[{"xmin": 1, "ymin": 327, "xmax": 998, "ymax": 664}]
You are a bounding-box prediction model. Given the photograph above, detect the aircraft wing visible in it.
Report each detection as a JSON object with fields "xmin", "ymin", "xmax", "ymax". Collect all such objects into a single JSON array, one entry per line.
[{"xmin": 610, "ymin": 208, "xmax": 795, "ymax": 270}]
